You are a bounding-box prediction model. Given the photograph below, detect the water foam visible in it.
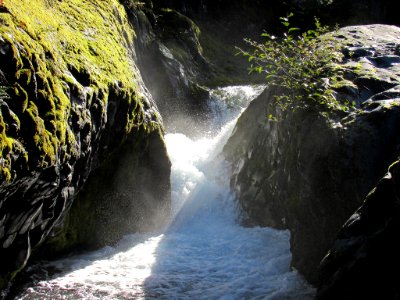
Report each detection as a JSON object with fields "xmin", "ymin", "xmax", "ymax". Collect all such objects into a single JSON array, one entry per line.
[{"xmin": 13, "ymin": 86, "xmax": 315, "ymax": 300}]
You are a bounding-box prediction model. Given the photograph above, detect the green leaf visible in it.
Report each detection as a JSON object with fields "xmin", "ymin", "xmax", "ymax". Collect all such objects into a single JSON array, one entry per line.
[
  {"xmin": 238, "ymin": 14, "xmax": 346, "ymax": 115},
  {"xmin": 307, "ymin": 30, "xmax": 316, "ymax": 36},
  {"xmin": 267, "ymin": 114, "xmax": 278, "ymax": 121},
  {"xmin": 288, "ymin": 27, "xmax": 300, "ymax": 33}
]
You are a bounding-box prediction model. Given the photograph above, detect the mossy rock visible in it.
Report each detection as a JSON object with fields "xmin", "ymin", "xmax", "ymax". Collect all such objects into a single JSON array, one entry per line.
[
  {"xmin": 0, "ymin": 0, "xmax": 170, "ymax": 290},
  {"xmin": 0, "ymin": 0, "xmax": 147, "ymax": 182}
]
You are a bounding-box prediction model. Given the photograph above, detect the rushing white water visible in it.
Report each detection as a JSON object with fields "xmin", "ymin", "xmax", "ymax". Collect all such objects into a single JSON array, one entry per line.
[{"xmin": 12, "ymin": 86, "xmax": 315, "ymax": 300}]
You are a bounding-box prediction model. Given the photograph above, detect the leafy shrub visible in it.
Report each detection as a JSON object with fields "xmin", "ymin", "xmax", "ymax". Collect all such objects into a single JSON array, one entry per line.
[{"xmin": 238, "ymin": 13, "xmax": 351, "ymax": 114}]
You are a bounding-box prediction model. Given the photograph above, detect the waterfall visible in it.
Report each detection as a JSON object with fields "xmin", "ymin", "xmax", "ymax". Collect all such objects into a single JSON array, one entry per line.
[{"xmin": 11, "ymin": 86, "xmax": 315, "ymax": 300}]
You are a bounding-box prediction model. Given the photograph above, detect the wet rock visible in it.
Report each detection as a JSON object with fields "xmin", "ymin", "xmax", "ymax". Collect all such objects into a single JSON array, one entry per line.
[
  {"xmin": 337, "ymin": 25, "xmax": 400, "ymax": 106},
  {"xmin": 129, "ymin": 7, "xmax": 212, "ymax": 137},
  {"xmin": 223, "ymin": 25, "xmax": 400, "ymax": 284},
  {"xmin": 0, "ymin": 0, "xmax": 170, "ymax": 290},
  {"xmin": 317, "ymin": 161, "xmax": 400, "ymax": 299}
]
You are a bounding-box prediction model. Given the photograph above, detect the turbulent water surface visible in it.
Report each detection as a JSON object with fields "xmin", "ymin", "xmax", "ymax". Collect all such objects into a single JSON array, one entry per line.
[{"xmin": 12, "ymin": 86, "xmax": 315, "ymax": 299}]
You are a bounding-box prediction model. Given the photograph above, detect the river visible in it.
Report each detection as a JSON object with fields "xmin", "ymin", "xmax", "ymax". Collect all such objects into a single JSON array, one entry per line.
[{"xmin": 11, "ymin": 86, "xmax": 315, "ymax": 299}]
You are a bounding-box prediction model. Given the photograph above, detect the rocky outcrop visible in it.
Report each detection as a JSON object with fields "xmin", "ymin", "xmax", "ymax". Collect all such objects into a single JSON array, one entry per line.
[
  {"xmin": 129, "ymin": 0, "xmax": 399, "ymax": 138},
  {"xmin": 223, "ymin": 24, "xmax": 400, "ymax": 284},
  {"xmin": 126, "ymin": 2, "xmax": 272, "ymax": 136},
  {"xmin": 317, "ymin": 160, "xmax": 400, "ymax": 299},
  {"xmin": 126, "ymin": 0, "xmax": 400, "ymax": 138},
  {"xmin": 0, "ymin": 0, "xmax": 170, "ymax": 290},
  {"xmin": 126, "ymin": 5, "xmax": 211, "ymax": 136}
]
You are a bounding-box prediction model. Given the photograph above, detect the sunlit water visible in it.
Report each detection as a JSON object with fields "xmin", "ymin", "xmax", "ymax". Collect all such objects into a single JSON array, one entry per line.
[{"xmin": 11, "ymin": 86, "xmax": 315, "ymax": 299}]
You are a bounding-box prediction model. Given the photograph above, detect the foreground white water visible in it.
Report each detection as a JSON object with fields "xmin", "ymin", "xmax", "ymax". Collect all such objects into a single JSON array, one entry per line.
[{"xmin": 13, "ymin": 86, "xmax": 315, "ymax": 299}]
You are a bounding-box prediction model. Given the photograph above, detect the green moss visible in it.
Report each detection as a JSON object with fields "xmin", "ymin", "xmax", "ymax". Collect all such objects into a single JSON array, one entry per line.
[
  {"xmin": 329, "ymin": 76, "xmax": 357, "ymax": 90},
  {"xmin": 1, "ymin": 0, "xmax": 162, "ymax": 183},
  {"xmin": 25, "ymin": 101, "xmax": 56, "ymax": 166},
  {"xmin": 0, "ymin": 113, "xmax": 13, "ymax": 181},
  {"xmin": 0, "ymin": 0, "xmax": 168, "ymax": 290},
  {"xmin": 345, "ymin": 61, "xmax": 379, "ymax": 80}
]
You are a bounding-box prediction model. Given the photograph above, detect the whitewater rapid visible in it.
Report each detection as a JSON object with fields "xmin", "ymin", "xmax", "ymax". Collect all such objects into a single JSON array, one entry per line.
[{"xmin": 12, "ymin": 86, "xmax": 315, "ymax": 299}]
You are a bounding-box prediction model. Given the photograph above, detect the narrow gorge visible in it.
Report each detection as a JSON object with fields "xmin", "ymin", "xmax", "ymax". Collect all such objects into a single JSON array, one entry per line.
[{"xmin": 1, "ymin": 0, "xmax": 400, "ymax": 299}]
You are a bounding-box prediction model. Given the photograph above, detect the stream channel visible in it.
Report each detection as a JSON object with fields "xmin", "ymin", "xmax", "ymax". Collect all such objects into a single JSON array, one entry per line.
[{"xmin": 11, "ymin": 86, "xmax": 315, "ymax": 299}]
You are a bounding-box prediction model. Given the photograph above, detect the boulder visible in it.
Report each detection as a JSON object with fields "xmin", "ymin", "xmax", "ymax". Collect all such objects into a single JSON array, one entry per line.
[
  {"xmin": 223, "ymin": 24, "xmax": 400, "ymax": 284},
  {"xmin": 0, "ymin": 0, "xmax": 170, "ymax": 290},
  {"xmin": 129, "ymin": 6, "xmax": 211, "ymax": 137},
  {"xmin": 317, "ymin": 161, "xmax": 400, "ymax": 299}
]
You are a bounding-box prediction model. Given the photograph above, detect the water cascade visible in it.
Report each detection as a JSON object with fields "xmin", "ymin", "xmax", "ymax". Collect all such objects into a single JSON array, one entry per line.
[{"xmin": 12, "ymin": 86, "xmax": 315, "ymax": 299}]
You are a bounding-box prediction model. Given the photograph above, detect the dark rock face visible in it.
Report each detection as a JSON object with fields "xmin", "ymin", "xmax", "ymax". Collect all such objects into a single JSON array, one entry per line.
[
  {"xmin": 153, "ymin": 0, "xmax": 399, "ymax": 30},
  {"xmin": 39, "ymin": 129, "xmax": 171, "ymax": 257},
  {"xmin": 127, "ymin": 2, "xmax": 273, "ymax": 137},
  {"xmin": 223, "ymin": 25, "xmax": 400, "ymax": 284},
  {"xmin": 317, "ymin": 0, "xmax": 398, "ymax": 26},
  {"xmin": 129, "ymin": 7, "xmax": 211, "ymax": 137},
  {"xmin": 0, "ymin": 0, "xmax": 170, "ymax": 290},
  {"xmin": 317, "ymin": 161, "xmax": 400, "ymax": 300}
]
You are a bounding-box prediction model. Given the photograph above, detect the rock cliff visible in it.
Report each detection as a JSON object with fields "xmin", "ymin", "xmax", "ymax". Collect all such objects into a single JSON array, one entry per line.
[
  {"xmin": 127, "ymin": 2, "xmax": 263, "ymax": 137},
  {"xmin": 223, "ymin": 24, "xmax": 400, "ymax": 284},
  {"xmin": 0, "ymin": 0, "xmax": 170, "ymax": 290},
  {"xmin": 129, "ymin": 6, "xmax": 211, "ymax": 136},
  {"xmin": 1, "ymin": 0, "xmax": 399, "ymax": 294},
  {"xmin": 317, "ymin": 160, "xmax": 400, "ymax": 299}
]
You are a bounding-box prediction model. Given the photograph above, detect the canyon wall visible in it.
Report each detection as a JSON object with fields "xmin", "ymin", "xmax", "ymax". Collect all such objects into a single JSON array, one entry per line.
[
  {"xmin": 224, "ymin": 25, "xmax": 400, "ymax": 284},
  {"xmin": 0, "ymin": 0, "xmax": 170, "ymax": 289}
]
